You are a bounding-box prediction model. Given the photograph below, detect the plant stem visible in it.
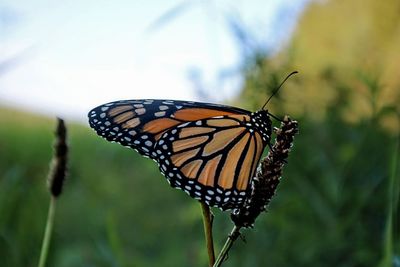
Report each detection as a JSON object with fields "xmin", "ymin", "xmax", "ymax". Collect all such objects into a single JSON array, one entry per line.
[
  {"xmin": 200, "ymin": 202, "xmax": 215, "ymax": 266},
  {"xmin": 213, "ymin": 226, "xmax": 241, "ymax": 267},
  {"xmin": 380, "ymin": 131, "xmax": 399, "ymax": 267},
  {"xmin": 38, "ymin": 196, "xmax": 57, "ymax": 267}
]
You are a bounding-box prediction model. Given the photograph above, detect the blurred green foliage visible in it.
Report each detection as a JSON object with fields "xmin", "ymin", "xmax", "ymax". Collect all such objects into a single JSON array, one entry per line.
[
  {"xmin": 0, "ymin": 88, "xmax": 398, "ymax": 267},
  {"xmin": 0, "ymin": 110, "xmax": 230, "ymax": 267},
  {"xmin": 1, "ymin": 0, "xmax": 400, "ymax": 266}
]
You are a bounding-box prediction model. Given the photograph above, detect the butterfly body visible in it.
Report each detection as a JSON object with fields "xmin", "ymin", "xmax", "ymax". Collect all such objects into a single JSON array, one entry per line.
[{"xmin": 88, "ymin": 99, "xmax": 272, "ymax": 210}]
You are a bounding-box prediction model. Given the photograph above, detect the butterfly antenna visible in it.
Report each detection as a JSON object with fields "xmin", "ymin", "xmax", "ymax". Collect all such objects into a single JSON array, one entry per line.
[{"xmin": 262, "ymin": 71, "xmax": 298, "ymax": 110}]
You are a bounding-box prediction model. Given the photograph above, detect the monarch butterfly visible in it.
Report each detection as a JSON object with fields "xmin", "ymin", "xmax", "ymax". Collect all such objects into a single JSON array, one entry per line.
[{"xmin": 88, "ymin": 73, "xmax": 297, "ymax": 210}]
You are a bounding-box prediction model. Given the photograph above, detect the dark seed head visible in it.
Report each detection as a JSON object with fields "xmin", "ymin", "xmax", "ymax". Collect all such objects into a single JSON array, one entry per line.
[
  {"xmin": 47, "ymin": 118, "xmax": 68, "ymax": 197},
  {"xmin": 231, "ymin": 116, "xmax": 298, "ymax": 227}
]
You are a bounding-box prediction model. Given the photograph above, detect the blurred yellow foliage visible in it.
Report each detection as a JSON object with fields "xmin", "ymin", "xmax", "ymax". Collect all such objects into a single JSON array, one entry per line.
[{"xmin": 241, "ymin": 0, "xmax": 400, "ymax": 133}]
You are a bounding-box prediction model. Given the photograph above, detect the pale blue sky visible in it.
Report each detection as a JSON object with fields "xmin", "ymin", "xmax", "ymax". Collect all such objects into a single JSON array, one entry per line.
[{"xmin": 0, "ymin": 0, "xmax": 309, "ymax": 121}]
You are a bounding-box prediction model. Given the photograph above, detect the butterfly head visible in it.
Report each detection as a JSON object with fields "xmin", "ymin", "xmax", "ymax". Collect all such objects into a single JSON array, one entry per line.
[
  {"xmin": 250, "ymin": 110, "xmax": 272, "ymax": 143},
  {"xmin": 254, "ymin": 71, "xmax": 297, "ymax": 144}
]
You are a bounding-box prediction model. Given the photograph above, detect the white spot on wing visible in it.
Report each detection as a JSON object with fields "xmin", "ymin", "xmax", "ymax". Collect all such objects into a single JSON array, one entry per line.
[
  {"xmin": 135, "ymin": 108, "xmax": 146, "ymax": 115},
  {"xmin": 155, "ymin": 111, "xmax": 166, "ymax": 117},
  {"xmin": 178, "ymin": 122, "xmax": 190, "ymax": 128}
]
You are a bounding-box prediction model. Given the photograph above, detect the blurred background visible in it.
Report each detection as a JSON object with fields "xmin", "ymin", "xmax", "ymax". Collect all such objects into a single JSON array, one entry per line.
[{"xmin": 0, "ymin": 0, "xmax": 399, "ymax": 266}]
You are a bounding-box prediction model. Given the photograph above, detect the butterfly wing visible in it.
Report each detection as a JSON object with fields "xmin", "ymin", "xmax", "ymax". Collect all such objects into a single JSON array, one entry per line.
[
  {"xmin": 153, "ymin": 115, "xmax": 267, "ymax": 210},
  {"xmin": 88, "ymin": 99, "xmax": 269, "ymax": 210},
  {"xmin": 88, "ymin": 99, "xmax": 249, "ymax": 157}
]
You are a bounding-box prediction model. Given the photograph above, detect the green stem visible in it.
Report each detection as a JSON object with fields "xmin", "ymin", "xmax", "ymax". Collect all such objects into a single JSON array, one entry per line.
[
  {"xmin": 38, "ymin": 196, "xmax": 57, "ymax": 267},
  {"xmin": 380, "ymin": 130, "xmax": 399, "ymax": 267},
  {"xmin": 213, "ymin": 226, "xmax": 241, "ymax": 267},
  {"xmin": 200, "ymin": 202, "xmax": 215, "ymax": 266}
]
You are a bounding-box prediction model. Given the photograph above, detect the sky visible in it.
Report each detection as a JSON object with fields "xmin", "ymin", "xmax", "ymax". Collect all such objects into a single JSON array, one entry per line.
[{"xmin": 0, "ymin": 0, "xmax": 309, "ymax": 122}]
